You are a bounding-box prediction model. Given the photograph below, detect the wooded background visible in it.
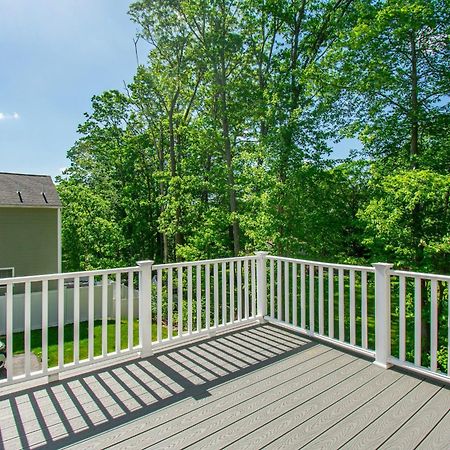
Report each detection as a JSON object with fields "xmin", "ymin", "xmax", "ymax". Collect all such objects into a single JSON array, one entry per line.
[{"xmin": 57, "ymin": 0, "xmax": 449, "ymax": 275}]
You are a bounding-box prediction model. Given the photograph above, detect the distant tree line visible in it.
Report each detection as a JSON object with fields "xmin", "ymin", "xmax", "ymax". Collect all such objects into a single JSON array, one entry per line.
[{"xmin": 57, "ymin": 0, "xmax": 449, "ymax": 274}]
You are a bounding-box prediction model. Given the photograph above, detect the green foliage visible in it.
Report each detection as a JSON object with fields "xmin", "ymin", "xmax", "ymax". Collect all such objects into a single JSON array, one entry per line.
[
  {"xmin": 58, "ymin": 0, "xmax": 449, "ymax": 279},
  {"xmin": 359, "ymin": 170, "xmax": 450, "ymax": 272},
  {"xmin": 58, "ymin": 182, "xmax": 126, "ymax": 271},
  {"xmin": 320, "ymin": 0, "xmax": 450, "ymax": 169}
]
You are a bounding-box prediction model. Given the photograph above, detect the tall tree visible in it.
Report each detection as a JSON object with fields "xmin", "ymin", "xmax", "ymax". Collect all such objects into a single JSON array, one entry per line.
[
  {"xmin": 59, "ymin": 0, "xmax": 449, "ymax": 280},
  {"xmin": 321, "ymin": 0, "xmax": 450, "ymax": 169},
  {"xmin": 130, "ymin": 1, "xmax": 204, "ymax": 260}
]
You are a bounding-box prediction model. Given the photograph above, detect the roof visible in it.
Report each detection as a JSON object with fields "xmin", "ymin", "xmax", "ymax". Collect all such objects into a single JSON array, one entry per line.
[{"xmin": 0, "ymin": 172, "xmax": 61, "ymax": 207}]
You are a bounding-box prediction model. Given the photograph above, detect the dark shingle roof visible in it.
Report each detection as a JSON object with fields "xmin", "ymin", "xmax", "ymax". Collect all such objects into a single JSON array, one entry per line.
[{"xmin": 0, "ymin": 172, "xmax": 61, "ymax": 207}]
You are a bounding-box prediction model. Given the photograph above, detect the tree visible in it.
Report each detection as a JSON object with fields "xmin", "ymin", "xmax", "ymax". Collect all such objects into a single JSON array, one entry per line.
[
  {"xmin": 59, "ymin": 0, "xmax": 449, "ymax": 279},
  {"xmin": 321, "ymin": 0, "xmax": 450, "ymax": 170},
  {"xmin": 57, "ymin": 182, "xmax": 126, "ymax": 271},
  {"xmin": 60, "ymin": 90, "xmax": 160, "ymax": 267},
  {"xmin": 359, "ymin": 169, "xmax": 450, "ymax": 272}
]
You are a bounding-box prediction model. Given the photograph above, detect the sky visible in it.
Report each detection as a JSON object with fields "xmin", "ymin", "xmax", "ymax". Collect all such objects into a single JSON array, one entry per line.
[
  {"xmin": 0, "ymin": 1, "xmax": 359, "ymax": 180},
  {"xmin": 0, "ymin": 0, "xmax": 142, "ymax": 179}
]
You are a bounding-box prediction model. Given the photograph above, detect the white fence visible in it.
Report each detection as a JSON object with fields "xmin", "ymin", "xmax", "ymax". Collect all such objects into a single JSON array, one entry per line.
[
  {"xmin": 264, "ymin": 256, "xmax": 376, "ymax": 357},
  {"xmin": 0, "ymin": 252, "xmax": 448, "ymax": 387},
  {"xmin": 0, "ymin": 255, "xmax": 261, "ymax": 386},
  {"xmin": 0, "ymin": 282, "xmax": 139, "ymax": 334}
]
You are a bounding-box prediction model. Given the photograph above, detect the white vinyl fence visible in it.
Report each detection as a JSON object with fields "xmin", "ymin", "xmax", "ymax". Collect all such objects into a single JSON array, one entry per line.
[
  {"xmin": 264, "ymin": 255, "xmax": 450, "ymax": 384},
  {"xmin": 0, "ymin": 282, "xmax": 139, "ymax": 334}
]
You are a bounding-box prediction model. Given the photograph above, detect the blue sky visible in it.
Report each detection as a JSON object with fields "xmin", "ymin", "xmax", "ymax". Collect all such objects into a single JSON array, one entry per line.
[
  {"xmin": 0, "ymin": 0, "xmax": 141, "ymax": 178},
  {"xmin": 0, "ymin": 1, "xmax": 358, "ymax": 180}
]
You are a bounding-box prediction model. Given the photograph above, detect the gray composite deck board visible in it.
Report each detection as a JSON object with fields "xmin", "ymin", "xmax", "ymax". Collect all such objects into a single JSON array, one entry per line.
[
  {"xmin": 380, "ymin": 385, "xmax": 450, "ymax": 450},
  {"xmin": 342, "ymin": 380, "xmax": 443, "ymax": 449},
  {"xmin": 416, "ymin": 410, "xmax": 450, "ymax": 450},
  {"xmin": 136, "ymin": 355, "xmax": 359, "ymax": 449},
  {"xmin": 0, "ymin": 323, "xmax": 448, "ymax": 450},
  {"xmin": 302, "ymin": 374, "xmax": 421, "ymax": 449},
  {"xmin": 180, "ymin": 357, "xmax": 369, "ymax": 449},
  {"xmin": 264, "ymin": 368, "xmax": 404, "ymax": 449}
]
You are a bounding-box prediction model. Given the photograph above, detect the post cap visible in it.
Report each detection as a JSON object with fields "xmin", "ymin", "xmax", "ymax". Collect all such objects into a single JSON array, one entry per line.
[
  {"xmin": 371, "ymin": 262, "xmax": 394, "ymax": 269},
  {"xmin": 137, "ymin": 260, "xmax": 154, "ymax": 267},
  {"xmin": 255, "ymin": 251, "xmax": 269, "ymax": 256}
]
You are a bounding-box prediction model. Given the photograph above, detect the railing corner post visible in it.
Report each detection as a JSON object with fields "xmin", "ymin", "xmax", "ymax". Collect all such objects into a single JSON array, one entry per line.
[
  {"xmin": 255, "ymin": 251, "xmax": 269, "ymax": 323},
  {"xmin": 137, "ymin": 259, "xmax": 154, "ymax": 358},
  {"xmin": 372, "ymin": 262, "xmax": 393, "ymax": 369}
]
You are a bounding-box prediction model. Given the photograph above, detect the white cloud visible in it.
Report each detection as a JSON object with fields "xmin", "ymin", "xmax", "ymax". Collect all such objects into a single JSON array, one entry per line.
[{"xmin": 0, "ymin": 112, "xmax": 20, "ymax": 121}]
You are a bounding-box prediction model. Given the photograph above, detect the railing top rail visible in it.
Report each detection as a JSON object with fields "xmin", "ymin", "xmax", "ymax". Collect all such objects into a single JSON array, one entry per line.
[
  {"xmin": 266, "ymin": 255, "xmax": 375, "ymax": 272},
  {"xmin": 0, "ymin": 255, "xmax": 259, "ymax": 285},
  {"xmin": 152, "ymin": 255, "xmax": 257, "ymax": 270},
  {"xmin": 389, "ymin": 269, "xmax": 450, "ymax": 282},
  {"xmin": 2, "ymin": 253, "xmax": 447, "ymax": 286},
  {"xmin": 0, "ymin": 266, "xmax": 139, "ymax": 285}
]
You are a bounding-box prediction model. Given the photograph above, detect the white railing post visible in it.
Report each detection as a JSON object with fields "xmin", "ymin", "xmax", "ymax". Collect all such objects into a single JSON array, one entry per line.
[
  {"xmin": 372, "ymin": 262, "xmax": 393, "ymax": 369},
  {"xmin": 137, "ymin": 260, "xmax": 154, "ymax": 358},
  {"xmin": 255, "ymin": 251, "xmax": 269, "ymax": 323}
]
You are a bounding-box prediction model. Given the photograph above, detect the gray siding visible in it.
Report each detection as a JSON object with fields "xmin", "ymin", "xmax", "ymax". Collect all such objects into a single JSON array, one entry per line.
[{"xmin": 0, "ymin": 207, "xmax": 59, "ymax": 276}]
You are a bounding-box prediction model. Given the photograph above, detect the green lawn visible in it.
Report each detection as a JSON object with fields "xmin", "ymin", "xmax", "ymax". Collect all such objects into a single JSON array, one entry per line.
[{"xmin": 6, "ymin": 320, "xmax": 166, "ymax": 368}]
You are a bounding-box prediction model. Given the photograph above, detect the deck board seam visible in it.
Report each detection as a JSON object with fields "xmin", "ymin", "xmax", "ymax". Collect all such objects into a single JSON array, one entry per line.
[
  {"xmin": 337, "ymin": 379, "xmax": 426, "ymax": 449},
  {"xmin": 377, "ymin": 386, "xmax": 445, "ymax": 448},
  {"xmin": 413, "ymin": 410, "xmax": 450, "ymax": 450},
  {"xmin": 179, "ymin": 358, "xmax": 368, "ymax": 450}
]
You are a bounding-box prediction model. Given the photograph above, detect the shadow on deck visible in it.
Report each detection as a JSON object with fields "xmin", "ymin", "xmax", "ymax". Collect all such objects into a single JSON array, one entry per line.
[{"xmin": 0, "ymin": 324, "xmax": 449, "ymax": 449}]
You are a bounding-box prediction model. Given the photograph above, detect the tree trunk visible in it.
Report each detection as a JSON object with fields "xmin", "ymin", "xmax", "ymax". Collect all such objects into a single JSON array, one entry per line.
[
  {"xmin": 410, "ymin": 31, "xmax": 419, "ymax": 168},
  {"xmin": 222, "ymin": 102, "xmax": 240, "ymax": 256},
  {"xmin": 159, "ymin": 125, "xmax": 169, "ymax": 263},
  {"xmin": 217, "ymin": 51, "xmax": 240, "ymax": 256},
  {"xmin": 168, "ymin": 101, "xmax": 184, "ymax": 257}
]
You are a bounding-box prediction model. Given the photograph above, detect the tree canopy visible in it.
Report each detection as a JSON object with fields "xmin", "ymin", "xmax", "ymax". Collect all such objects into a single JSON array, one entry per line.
[{"xmin": 57, "ymin": 0, "xmax": 449, "ymax": 275}]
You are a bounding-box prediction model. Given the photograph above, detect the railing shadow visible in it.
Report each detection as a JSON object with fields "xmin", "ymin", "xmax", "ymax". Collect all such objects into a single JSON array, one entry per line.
[{"xmin": 0, "ymin": 324, "xmax": 317, "ymax": 449}]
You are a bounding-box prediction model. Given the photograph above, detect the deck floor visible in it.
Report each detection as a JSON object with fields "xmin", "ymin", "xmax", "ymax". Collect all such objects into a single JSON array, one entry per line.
[{"xmin": 0, "ymin": 324, "xmax": 449, "ymax": 449}]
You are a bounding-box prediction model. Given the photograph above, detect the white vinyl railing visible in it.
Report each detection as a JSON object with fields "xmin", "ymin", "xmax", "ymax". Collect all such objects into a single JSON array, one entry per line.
[
  {"xmin": 264, "ymin": 255, "xmax": 376, "ymax": 358},
  {"xmin": 264, "ymin": 255, "xmax": 450, "ymax": 384},
  {"xmin": 0, "ymin": 254, "xmax": 261, "ymax": 386},
  {"xmin": 388, "ymin": 268, "xmax": 450, "ymax": 380},
  {"xmin": 140, "ymin": 255, "xmax": 260, "ymax": 355},
  {"xmin": 1, "ymin": 267, "xmax": 141, "ymax": 385},
  {"xmin": 0, "ymin": 252, "xmax": 448, "ymax": 387}
]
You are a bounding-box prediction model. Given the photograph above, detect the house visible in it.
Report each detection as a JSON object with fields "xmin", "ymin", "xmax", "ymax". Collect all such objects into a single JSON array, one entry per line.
[{"xmin": 0, "ymin": 172, "xmax": 61, "ymax": 278}]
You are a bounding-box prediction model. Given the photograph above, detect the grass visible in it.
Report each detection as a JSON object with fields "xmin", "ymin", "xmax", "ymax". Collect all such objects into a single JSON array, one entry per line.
[{"xmin": 6, "ymin": 320, "xmax": 166, "ymax": 368}]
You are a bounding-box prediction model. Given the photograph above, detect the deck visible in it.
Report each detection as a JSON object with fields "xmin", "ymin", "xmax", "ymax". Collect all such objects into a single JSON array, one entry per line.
[{"xmin": 0, "ymin": 323, "xmax": 449, "ymax": 449}]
